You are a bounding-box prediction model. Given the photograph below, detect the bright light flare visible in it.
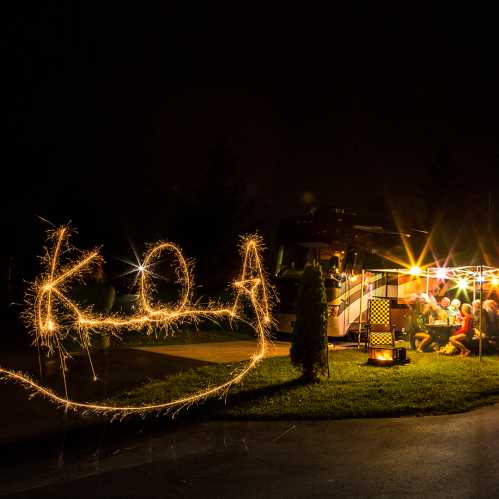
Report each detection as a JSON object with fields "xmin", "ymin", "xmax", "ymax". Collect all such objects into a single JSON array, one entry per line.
[
  {"xmin": 436, "ymin": 268, "xmax": 447, "ymax": 280},
  {"xmin": 458, "ymin": 278, "xmax": 469, "ymax": 290},
  {"xmin": 409, "ymin": 266, "xmax": 422, "ymax": 276}
]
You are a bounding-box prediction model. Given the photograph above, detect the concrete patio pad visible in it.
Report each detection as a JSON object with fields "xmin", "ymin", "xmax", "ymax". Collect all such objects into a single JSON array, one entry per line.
[
  {"xmin": 133, "ymin": 340, "xmax": 291, "ymax": 363},
  {"xmin": 133, "ymin": 340, "xmax": 353, "ymax": 364}
]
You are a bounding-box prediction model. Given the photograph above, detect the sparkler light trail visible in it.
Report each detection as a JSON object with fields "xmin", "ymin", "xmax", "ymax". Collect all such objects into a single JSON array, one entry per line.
[{"xmin": 0, "ymin": 226, "xmax": 273, "ymax": 418}]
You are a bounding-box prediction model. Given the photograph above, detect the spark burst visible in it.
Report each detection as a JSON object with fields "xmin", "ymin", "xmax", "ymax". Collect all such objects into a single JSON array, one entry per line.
[{"xmin": 0, "ymin": 226, "xmax": 273, "ymax": 418}]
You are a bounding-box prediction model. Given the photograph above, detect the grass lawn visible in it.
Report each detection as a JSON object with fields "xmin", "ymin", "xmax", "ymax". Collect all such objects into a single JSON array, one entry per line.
[{"xmin": 107, "ymin": 348, "xmax": 499, "ymax": 420}]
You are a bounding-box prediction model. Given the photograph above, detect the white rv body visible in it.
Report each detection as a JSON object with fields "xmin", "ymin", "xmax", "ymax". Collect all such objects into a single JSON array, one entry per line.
[{"xmin": 275, "ymin": 272, "xmax": 430, "ymax": 337}]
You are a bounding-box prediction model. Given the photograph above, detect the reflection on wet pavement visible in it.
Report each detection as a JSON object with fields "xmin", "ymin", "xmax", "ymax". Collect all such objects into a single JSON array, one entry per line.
[
  {"xmin": 4, "ymin": 404, "xmax": 499, "ymax": 498},
  {"xmin": 1, "ymin": 420, "xmax": 258, "ymax": 495},
  {"xmin": 0, "ymin": 348, "xmax": 214, "ymax": 445}
]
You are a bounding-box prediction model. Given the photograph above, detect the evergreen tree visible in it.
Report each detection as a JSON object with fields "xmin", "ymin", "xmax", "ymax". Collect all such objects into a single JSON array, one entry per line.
[{"xmin": 290, "ymin": 263, "xmax": 329, "ymax": 382}]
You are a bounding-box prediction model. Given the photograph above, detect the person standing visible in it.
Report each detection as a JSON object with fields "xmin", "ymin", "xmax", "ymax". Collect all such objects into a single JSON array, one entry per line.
[{"xmin": 75, "ymin": 261, "xmax": 116, "ymax": 349}]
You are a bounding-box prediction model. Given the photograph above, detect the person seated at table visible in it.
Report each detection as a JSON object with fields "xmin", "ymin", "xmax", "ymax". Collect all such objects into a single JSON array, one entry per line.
[
  {"xmin": 483, "ymin": 300, "xmax": 499, "ymax": 339},
  {"xmin": 448, "ymin": 298, "xmax": 462, "ymax": 323},
  {"xmin": 426, "ymin": 298, "xmax": 440, "ymax": 322},
  {"xmin": 433, "ymin": 282, "xmax": 447, "ymax": 302},
  {"xmin": 470, "ymin": 299, "xmax": 483, "ymax": 343},
  {"xmin": 437, "ymin": 297, "xmax": 451, "ymax": 321},
  {"xmin": 449, "ymin": 303, "xmax": 474, "ymax": 356},
  {"xmin": 472, "ymin": 299, "xmax": 481, "ymax": 325},
  {"xmin": 412, "ymin": 301, "xmax": 433, "ymax": 352}
]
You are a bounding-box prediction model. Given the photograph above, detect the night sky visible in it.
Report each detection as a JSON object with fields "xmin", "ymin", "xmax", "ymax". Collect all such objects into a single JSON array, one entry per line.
[{"xmin": 3, "ymin": 4, "xmax": 499, "ymax": 296}]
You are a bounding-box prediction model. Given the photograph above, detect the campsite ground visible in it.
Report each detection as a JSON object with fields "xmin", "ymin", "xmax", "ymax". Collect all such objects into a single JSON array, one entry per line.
[
  {"xmin": 4, "ymin": 341, "xmax": 499, "ymax": 497},
  {"xmin": 108, "ymin": 346, "xmax": 499, "ymax": 420}
]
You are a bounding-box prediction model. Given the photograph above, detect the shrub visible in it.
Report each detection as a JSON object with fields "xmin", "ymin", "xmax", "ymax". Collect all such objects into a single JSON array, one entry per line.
[{"xmin": 290, "ymin": 263, "xmax": 328, "ymax": 382}]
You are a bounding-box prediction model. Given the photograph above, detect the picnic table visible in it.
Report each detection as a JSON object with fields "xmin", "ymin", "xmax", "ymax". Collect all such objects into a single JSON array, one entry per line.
[
  {"xmin": 424, "ymin": 323, "xmax": 459, "ymax": 347},
  {"xmin": 409, "ymin": 323, "xmax": 459, "ymax": 350}
]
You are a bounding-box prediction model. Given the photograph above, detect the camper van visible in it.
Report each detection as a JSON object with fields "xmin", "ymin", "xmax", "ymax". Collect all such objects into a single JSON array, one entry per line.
[{"xmin": 273, "ymin": 208, "xmax": 427, "ymax": 338}]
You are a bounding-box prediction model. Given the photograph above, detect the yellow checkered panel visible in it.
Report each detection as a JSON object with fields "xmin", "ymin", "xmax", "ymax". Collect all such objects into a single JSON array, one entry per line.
[
  {"xmin": 369, "ymin": 331, "xmax": 394, "ymax": 347},
  {"xmin": 368, "ymin": 298, "xmax": 394, "ymax": 347},
  {"xmin": 368, "ymin": 298, "xmax": 390, "ymax": 326}
]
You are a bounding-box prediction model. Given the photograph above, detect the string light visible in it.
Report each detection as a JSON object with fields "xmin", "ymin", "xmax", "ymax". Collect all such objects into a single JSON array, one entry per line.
[{"xmin": 0, "ymin": 226, "xmax": 273, "ymax": 418}]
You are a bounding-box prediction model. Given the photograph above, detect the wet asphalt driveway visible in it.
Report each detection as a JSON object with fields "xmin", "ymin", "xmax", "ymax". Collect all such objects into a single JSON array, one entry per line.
[{"xmin": 4, "ymin": 403, "xmax": 499, "ymax": 498}]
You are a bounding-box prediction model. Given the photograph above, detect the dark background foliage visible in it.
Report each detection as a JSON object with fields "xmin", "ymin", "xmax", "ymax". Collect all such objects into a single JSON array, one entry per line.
[{"xmin": 2, "ymin": 3, "xmax": 499, "ymax": 304}]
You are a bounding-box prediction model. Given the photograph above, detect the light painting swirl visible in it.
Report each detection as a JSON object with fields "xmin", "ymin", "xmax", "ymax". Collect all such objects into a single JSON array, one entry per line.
[{"xmin": 0, "ymin": 226, "xmax": 272, "ymax": 418}]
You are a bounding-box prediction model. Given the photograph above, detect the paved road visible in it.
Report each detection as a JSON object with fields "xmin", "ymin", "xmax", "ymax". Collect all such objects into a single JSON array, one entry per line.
[
  {"xmin": 0, "ymin": 348, "xmax": 213, "ymax": 445},
  {"xmin": 5, "ymin": 403, "xmax": 499, "ymax": 498},
  {"xmin": 0, "ymin": 339, "xmax": 298, "ymax": 445}
]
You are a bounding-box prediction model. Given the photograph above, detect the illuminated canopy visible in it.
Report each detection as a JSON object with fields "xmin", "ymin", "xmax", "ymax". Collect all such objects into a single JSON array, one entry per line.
[{"xmin": 366, "ymin": 265, "xmax": 499, "ymax": 283}]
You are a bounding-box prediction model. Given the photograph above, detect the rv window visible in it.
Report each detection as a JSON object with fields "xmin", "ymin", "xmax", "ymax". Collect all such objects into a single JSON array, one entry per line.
[
  {"xmin": 329, "ymin": 256, "xmax": 340, "ymax": 271},
  {"xmin": 274, "ymin": 278, "xmax": 300, "ymax": 314}
]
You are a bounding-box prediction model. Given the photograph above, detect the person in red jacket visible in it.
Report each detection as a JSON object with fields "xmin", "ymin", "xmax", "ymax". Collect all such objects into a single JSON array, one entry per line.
[{"xmin": 449, "ymin": 303, "xmax": 474, "ymax": 356}]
